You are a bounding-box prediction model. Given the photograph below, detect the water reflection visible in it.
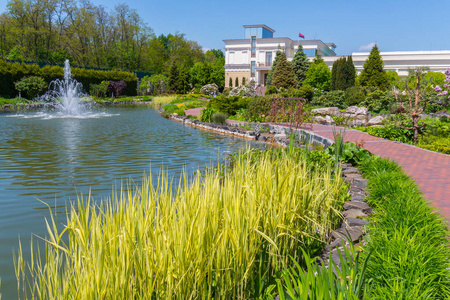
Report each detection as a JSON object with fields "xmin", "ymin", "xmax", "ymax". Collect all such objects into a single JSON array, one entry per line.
[{"xmin": 0, "ymin": 106, "xmax": 265, "ymax": 298}]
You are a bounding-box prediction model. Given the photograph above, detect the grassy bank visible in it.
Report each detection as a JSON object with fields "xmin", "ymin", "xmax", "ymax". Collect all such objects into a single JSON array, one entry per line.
[
  {"xmin": 359, "ymin": 157, "xmax": 450, "ymax": 298},
  {"xmin": 15, "ymin": 148, "xmax": 348, "ymax": 299}
]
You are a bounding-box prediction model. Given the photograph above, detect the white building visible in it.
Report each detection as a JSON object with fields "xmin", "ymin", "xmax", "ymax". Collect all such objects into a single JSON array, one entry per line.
[
  {"xmin": 223, "ymin": 25, "xmax": 337, "ymax": 87},
  {"xmin": 224, "ymin": 24, "xmax": 450, "ymax": 86},
  {"xmin": 323, "ymin": 51, "xmax": 450, "ymax": 76}
]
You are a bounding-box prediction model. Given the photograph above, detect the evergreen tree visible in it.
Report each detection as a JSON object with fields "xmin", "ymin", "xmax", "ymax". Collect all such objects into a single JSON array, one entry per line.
[
  {"xmin": 359, "ymin": 44, "xmax": 389, "ymax": 90},
  {"xmin": 336, "ymin": 57, "xmax": 346, "ymax": 90},
  {"xmin": 178, "ymin": 66, "xmax": 191, "ymax": 93},
  {"xmin": 266, "ymin": 49, "xmax": 282, "ymax": 85},
  {"xmin": 345, "ymin": 55, "xmax": 356, "ymax": 88},
  {"xmin": 291, "ymin": 44, "xmax": 310, "ymax": 86},
  {"xmin": 304, "ymin": 54, "xmax": 331, "ymax": 91},
  {"xmin": 168, "ymin": 63, "xmax": 181, "ymax": 92},
  {"xmin": 330, "ymin": 60, "xmax": 338, "ymax": 90},
  {"xmin": 330, "ymin": 56, "xmax": 356, "ymax": 91},
  {"xmin": 235, "ymin": 77, "xmax": 239, "ymax": 87},
  {"xmin": 229, "ymin": 77, "xmax": 233, "ymax": 88},
  {"xmin": 272, "ymin": 52, "xmax": 298, "ymax": 89},
  {"xmin": 242, "ymin": 77, "xmax": 246, "ymax": 85}
]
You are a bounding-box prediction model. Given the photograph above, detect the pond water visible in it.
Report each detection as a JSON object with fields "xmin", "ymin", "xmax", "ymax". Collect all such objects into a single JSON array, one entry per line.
[{"xmin": 0, "ymin": 106, "xmax": 265, "ymax": 298}]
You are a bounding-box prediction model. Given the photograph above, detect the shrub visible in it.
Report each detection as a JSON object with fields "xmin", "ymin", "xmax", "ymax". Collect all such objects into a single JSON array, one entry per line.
[
  {"xmin": 229, "ymin": 83, "xmax": 256, "ymax": 97},
  {"xmin": 357, "ymin": 124, "xmax": 414, "ymax": 144},
  {"xmin": 345, "ymin": 86, "xmax": 366, "ymax": 106},
  {"xmin": 211, "ymin": 112, "xmax": 228, "ymax": 124},
  {"xmin": 174, "ymin": 108, "xmax": 185, "ymax": 116},
  {"xmin": 360, "ymin": 90, "xmax": 393, "ymax": 113},
  {"xmin": 325, "ymin": 141, "xmax": 372, "ymax": 165},
  {"xmin": 90, "ymin": 83, "xmax": 108, "ymax": 97},
  {"xmin": 265, "ymin": 85, "xmax": 278, "ymax": 95},
  {"xmin": 162, "ymin": 104, "xmax": 179, "ymax": 112},
  {"xmin": 245, "ymin": 97, "xmax": 273, "ymax": 122},
  {"xmin": 108, "ymin": 80, "xmax": 127, "ymax": 98},
  {"xmin": 280, "ymin": 85, "xmax": 314, "ymax": 101},
  {"xmin": 14, "ymin": 76, "xmax": 47, "ymax": 99},
  {"xmin": 140, "ymin": 74, "xmax": 167, "ymax": 95},
  {"xmin": 200, "ymin": 107, "xmax": 216, "ymax": 122},
  {"xmin": 208, "ymin": 95, "xmax": 250, "ymax": 116},
  {"xmin": 312, "ymin": 90, "xmax": 345, "ymax": 108},
  {"xmin": 199, "ymin": 83, "xmax": 218, "ymax": 96}
]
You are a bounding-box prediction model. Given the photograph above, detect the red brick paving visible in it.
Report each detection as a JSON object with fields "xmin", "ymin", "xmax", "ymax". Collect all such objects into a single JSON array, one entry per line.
[
  {"xmin": 185, "ymin": 107, "xmax": 204, "ymax": 117},
  {"xmin": 183, "ymin": 111, "xmax": 449, "ymax": 222},
  {"xmin": 300, "ymin": 123, "xmax": 450, "ymax": 223}
]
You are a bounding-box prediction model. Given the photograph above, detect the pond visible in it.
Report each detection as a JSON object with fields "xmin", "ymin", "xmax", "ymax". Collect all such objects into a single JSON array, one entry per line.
[{"xmin": 0, "ymin": 106, "xmax": 265, "ymax": 298}]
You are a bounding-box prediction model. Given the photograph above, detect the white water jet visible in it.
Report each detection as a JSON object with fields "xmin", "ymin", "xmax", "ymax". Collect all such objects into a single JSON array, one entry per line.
[{"xmin": 42, "ymin": 59, "xmax": 87, "ymax": 115}]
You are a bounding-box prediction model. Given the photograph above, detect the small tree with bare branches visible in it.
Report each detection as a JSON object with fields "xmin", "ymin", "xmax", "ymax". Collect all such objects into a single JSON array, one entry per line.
[{"xmin": 394, "ymin": 67, "xmax": 430, "ymax": 143}]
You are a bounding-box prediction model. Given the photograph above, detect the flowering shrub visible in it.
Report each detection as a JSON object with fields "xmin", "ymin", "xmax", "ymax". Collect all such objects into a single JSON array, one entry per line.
[
  {"xmin": 434, "ymin": 68, "xmax": 450, "ymax": 106},
  {"xmin": 229, "ymin": 83, "xmax": 256, "ymax": 97},
  {"xmin": 199, "ymin": 84, "xmax": 218, "ymax": 96}
]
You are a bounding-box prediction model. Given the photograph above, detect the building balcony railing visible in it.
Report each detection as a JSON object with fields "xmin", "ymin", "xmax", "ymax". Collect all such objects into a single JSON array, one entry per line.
[{"xmin": 257, "ymin": 62, "xmax": 272, "ymax": 67}]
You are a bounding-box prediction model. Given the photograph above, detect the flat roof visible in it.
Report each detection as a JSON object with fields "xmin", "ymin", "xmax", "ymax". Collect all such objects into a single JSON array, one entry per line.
[
  {"xmin": 353, "ymin": 50, "xmax": 450, "ymax": 56},
  {"xmin": 243, "ymin": 24, "xmax": 275, "ymax": 33}
]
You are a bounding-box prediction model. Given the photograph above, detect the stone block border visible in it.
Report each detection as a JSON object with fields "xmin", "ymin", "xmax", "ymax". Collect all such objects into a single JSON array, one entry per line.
[{"xmin": 170, "ymin": 115, "xmax": 334, "ymax": 149}]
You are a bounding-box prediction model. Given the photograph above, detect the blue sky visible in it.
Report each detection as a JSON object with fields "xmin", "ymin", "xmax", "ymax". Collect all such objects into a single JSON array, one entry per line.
[{"xmin": 2, "ymin": 0, "xmax": 450, "ymax": 55}]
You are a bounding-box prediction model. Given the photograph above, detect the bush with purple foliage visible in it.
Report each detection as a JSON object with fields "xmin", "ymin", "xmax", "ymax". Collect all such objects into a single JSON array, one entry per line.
[{"xmin": 108, "ymin": 80, "xmax": 127, "ymax": 98}]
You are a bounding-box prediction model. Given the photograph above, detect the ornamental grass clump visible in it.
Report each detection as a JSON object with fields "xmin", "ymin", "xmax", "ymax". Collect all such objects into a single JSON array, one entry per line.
[
  {"xmin": 359, "ymin": 157, "xmax": 450, "ymax": 299},
  {"xmin": 151, "ymin": 95, "xmax": 178, "ymax": 107},
  {"xmin": 15, "ymin": 149, "xmax": 348, "ymax": 299}
]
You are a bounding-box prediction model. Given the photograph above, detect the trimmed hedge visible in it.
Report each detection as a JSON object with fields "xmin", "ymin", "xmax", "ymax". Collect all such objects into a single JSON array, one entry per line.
[{"xmin": 0, "ymin": 60, "xmax": 137, "ymax": 98}]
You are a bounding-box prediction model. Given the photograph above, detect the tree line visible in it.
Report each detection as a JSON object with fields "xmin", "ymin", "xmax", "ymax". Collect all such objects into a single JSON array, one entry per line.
[
  {"xmin": 0, "ymin": 0, "xmax": 203, "ymax": 72},
  {"xmin": 0, "ymin": 0, "xmax": 226, "ymax": 92}
]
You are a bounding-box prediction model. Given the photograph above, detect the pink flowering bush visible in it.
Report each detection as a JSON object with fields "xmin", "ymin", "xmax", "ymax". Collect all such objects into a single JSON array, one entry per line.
[{"xmin": 434, "ymin": 68, "xmax": 450, "ymax": 105}]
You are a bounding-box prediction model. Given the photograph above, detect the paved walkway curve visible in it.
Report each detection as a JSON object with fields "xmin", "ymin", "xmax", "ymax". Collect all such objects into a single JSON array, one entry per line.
[
  {"xmin": 297, "ymin": 123, "xmax": 450, "ymax": 223},
  {"xmin": 184, "ymin": 108, "xmax": 449, "ymax": 222}
]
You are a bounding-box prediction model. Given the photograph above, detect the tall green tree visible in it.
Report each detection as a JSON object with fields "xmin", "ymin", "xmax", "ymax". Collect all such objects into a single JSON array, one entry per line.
[
  {"xmin": 168, "ymin": 63, "xmax": 181, "ymax": 92},
  {"xmin": 272, "ymin": 51, "xmax": 297, "ymax": 89},
  {"xmin": 359, "ymin": 44, "xmax": 389, "ymax": 90},
  {"xmin": 303, "ymin": 54, "xmax": 331, "ymax": 91},
  {"xmin": 331, "ymin": 56, "xmax": 355, "ymax": 91},
  {"xmin": 291, "ymin": 44, "xmax": 310, "ymax": 86},
  {"xmin": 266, "ymin": 49, "xmax": 282, "ymax": 86},
  {"xmin": 330, "ymin": 60, "xmax": 338, "ymax": 90},
  {"xmin": 343, "ymin": 55, "xmax": 356, "ymax": 88}
]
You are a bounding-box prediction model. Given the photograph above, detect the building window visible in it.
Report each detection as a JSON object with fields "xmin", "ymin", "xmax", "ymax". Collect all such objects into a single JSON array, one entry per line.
[
  {"xmin": 251, "ymin": 61, "xmax": 256, "ymax": 77},
  {"xmin": 251, "ymin": 36, "xmax": 256, "ymax": 57},
  {"xmin": 265, "ymin": 52, "xmax": 272, "ymax": 66},
  {"xmin": 303, "ymin": 49, "xmax": 317, "ymax": 57}
]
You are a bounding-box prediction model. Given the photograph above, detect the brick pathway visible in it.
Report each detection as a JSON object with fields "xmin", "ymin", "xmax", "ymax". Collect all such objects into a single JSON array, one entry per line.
[
  {"xmin": 185, "ymin": 107, "xmax": 204, "ymax": 117},
  {"xmin": 183, "ymin": 110, "xmax": 449, "ymax": 222},
  {"xmin": 299, "ymin": 123, "xmax": 450, "ymax": 222}
]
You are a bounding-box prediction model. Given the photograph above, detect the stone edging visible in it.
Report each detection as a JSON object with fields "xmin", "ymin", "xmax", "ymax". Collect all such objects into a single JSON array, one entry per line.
[
  {"xmin": 322, "ymin": 163, "xmax": 371, "ymax": 270},
  {"xmin": 170, "ymin": 115, "xmax": 334, "ymax": 149}
]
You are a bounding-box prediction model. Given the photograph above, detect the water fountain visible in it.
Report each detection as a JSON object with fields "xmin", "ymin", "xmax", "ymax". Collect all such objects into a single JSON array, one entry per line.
[{"xmin": 42, "ymin": 59, "xmax": 87, "ymax": 115}]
